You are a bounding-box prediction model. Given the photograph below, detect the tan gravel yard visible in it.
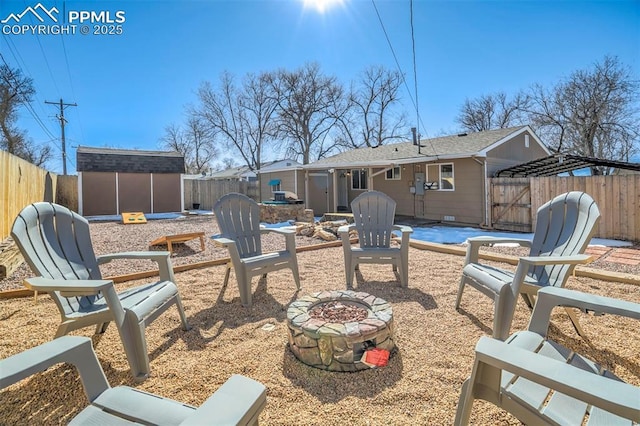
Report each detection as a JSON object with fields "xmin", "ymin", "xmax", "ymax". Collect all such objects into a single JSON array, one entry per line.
[{"xmin": 1, "ymin": 216, "xmax": 639, "ymax": 425}]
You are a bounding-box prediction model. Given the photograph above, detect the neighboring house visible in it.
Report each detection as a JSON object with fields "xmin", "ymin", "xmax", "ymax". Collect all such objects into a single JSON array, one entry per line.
[
  {"xmin": 76, "ymin": 146, "xmax": 185, "ymax": 216},
  {"xmin": 207, "ymin": 165, "xmax": 257, "ymax": 181},
  {"xmin": 257, "ymin": 159, "xmax": 305, "ymax": 201},
  {"xmin": 301, "ymin": 126, "xmax": 550, "ymax": 226}
]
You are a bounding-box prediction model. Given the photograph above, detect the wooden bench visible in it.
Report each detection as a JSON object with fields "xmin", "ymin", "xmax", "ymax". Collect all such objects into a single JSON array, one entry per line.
[{"xmin": 150, "ymin": 232, "xmax": 206, "ymax": 254}]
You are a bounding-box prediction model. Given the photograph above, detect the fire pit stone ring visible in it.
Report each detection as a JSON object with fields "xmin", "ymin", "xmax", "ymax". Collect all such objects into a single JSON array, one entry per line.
[{"xmin": 286, "ymin": 290, "xmax": 395, "ymax": 372}]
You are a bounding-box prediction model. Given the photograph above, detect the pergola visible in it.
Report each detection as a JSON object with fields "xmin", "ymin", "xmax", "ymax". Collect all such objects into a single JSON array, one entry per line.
[{"xmin": 494, "ymin": 153, "xmax": 640, "ymax": 177}]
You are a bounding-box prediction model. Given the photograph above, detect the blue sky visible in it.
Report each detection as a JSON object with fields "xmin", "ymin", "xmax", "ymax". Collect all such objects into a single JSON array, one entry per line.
[{"xmin": 2, "ymin": 0, "xmax": 638, "ymax": 174}]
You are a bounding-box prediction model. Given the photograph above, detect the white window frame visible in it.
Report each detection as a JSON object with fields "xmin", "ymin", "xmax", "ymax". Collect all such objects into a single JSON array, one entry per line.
[
  {"xmin": 385, "ymin": 166, "xmax": 401, "ymax": 180},
  {"xmin": 351, "ymin": 169, "xmax": 368, "ymax": 190},
  {"xmin": 426, "ymin": 163, "xmax": 455, "ymax": 191}
]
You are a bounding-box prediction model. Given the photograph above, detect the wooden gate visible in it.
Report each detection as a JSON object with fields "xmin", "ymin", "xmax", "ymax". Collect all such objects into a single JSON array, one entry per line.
[{"xmin": 490, "ymin": 178, "xmax": 532, "ymax": 232}]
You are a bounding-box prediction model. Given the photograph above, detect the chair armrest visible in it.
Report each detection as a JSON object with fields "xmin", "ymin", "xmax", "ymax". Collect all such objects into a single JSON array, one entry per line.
[
  {"xmin": 518, "ymin": 254, "xmax": 592, "ymax": 266},
  {"xmin": 337, "ymin": 224, "xmax": 355, "ymax": 235},
  {"xmin": 473, "ymin": 336, "xmax": 640, "ymax": 422},
  {"xmin": 97, "ymin": 251, "xmax": 175, "ymax": 282},
  {"xmin": 528, "ymin": 287, "xmax": 640, "ymax": 336},
  {"xmin": 261, "ymin": 227, "xmax": 295, "ymax": 236},
  {"xmin": 97, "ymin": 251, "xmax": 171, "ymax": 263},
  {"xmin": 213, "ymin": 237, "xmax": 235, "ymax": 248},
  {"xmin": 0, "ymin": 336, "xmax": 110, "ymax": 403},
  {"xmin": 392, "ymin": 224, "xmax": 413, "ymax": 234},
  {"xmin": 180, "ymin": 374, "xmax": 267, "ymax": 426},
  {"xmin": 23, "ymin": 276, "xmax": 113, "ymax": 296},
  {"xmin": 464, "ymin": 236, "xmax": 532, "ymax": 264}
]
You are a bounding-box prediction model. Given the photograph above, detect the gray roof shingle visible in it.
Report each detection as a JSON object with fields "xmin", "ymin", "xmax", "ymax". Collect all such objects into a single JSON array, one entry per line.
[
  {"xmin": 76, "ymin": 146, "xmax": 185, "ymax": 173},
  {"xmin": 309, "ymin": 126, "xmax": 527, "ymax": 167}
]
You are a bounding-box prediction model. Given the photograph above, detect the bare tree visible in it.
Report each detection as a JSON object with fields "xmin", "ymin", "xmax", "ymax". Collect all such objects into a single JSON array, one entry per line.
[
  {"xmin": 456, "ymin": 91, "xmax": 530, "ymax": 132},
  {"xmin": 336, "ymin": 65, "xmax": 406, "ymax": 149},
  {"xmin": 526, "ymin": 56, "xmax": 640, "ymax": 173},
  {"xmin": 195, "ymin": 71, "xmax": 278, "ymax": 171},
  {"xmin": 0, "ymin": 64, "xmax": 51, "ymax": 166},
  {"xmin": 159, "ymin": 116, "xmax": 217, "ymax": 174},
  {"xmin": 268, "ymin": 63, "xmax": 346, "ymax": 164}
]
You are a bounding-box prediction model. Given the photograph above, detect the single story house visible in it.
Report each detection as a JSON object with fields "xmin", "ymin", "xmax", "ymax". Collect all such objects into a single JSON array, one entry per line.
[
  {"xmin": 77, "ymin": 146, "xmax": 185, "ymax": 216},
  {"xmin": 257, "ymin": 159, "xmax": 304, "ymax": 202},
  {"xmin": 260, "ymin": 126, "xmax": 550, "ymax": 226}
]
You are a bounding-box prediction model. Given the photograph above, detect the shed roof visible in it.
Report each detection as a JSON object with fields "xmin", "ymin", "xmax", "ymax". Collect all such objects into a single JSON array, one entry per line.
[
  {"xmin": 77, "ymin": 146, "xmax": 185, "ymax": 173},
  {"xmin": 494, "ymin": 153, "xmax": 640, "ymax": 177},
  {"xmin": 307, "ymin": 126, "xmax": 531, "ymax": 168}
]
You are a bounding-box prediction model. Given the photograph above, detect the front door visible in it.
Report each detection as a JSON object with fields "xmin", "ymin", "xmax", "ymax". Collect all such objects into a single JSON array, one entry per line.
[{"xmin": 308, "ymin": 173, "xmax": 329, "ymax": 216}]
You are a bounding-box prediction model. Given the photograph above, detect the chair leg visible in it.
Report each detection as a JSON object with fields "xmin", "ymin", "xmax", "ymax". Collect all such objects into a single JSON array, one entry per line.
[
  {"xmin": 95, "ymin": 322, "xmax": 110, "ymax": 334},
  {"xmin": 453, "ymin": 378, "xmax": 473, "ymax": 426},
  {"xmin": 175, "ymin": 295, "xmax": 191, "ymax": 331},
  {"xmin": 55, "ymin": 321, "xmax": 74, "ymax": 338},
  {"xmin": 455, "ymin": 275, "xmax": 467, "ymax": 310},
  {"xmin": 564, "ymin": 307, "xmax": 586, "ymax": 338},
  {"xmin": 121, "ymin": 310, "xmax": 150, "ymax": 381},
  {"xmin": 290, "ymin": 259, "xmax": 301, "ymax": 290},
  {"xmin": 223, "ymin": 263, "xmax": 232, "ymax": 287},
  {"xmin": 237, "ymin": 272, "xmax": 253, "ymax": 307}
]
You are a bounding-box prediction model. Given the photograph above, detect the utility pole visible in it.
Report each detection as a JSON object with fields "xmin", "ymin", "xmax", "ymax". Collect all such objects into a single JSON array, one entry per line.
[{"xmin": 45, "ymin": 98, "xmax": 77, "ymax": 175}]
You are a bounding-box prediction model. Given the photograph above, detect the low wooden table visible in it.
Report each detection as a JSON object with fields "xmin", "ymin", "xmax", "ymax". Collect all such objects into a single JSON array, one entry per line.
[{"xmin": 150, "ymin": 232, "xmax": 206, "ymax": 254}]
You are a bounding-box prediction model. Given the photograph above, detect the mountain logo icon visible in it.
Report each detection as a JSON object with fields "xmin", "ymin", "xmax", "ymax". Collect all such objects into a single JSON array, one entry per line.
[{"xmin": 1, "ymin": 3, "xmax": 59, "ymax": 24}]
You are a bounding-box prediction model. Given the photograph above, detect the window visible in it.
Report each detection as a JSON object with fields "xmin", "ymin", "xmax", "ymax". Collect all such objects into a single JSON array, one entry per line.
[
  {"xmin": 440, "ymin": 164, "xmax": 454, "ymax": 190},
  {"xmin": 425, "ymin": 163, "xmax": 454, "ymax": 191},
  {"xmin": 351, "ymin": 169, "xmax": 367, "ymax": 190},
  {"xmin": 385, "ymin": 166, "xmax": 401, "ymax": 180},
  {"xmin": 268, "ymin": 178, "xmax": 281, "ymax": 192}
]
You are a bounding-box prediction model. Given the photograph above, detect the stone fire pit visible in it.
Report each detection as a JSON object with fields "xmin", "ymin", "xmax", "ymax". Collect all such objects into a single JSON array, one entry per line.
[{"xmin": 286, "ymin": 290, "xmax": 395, "ymax": 372}]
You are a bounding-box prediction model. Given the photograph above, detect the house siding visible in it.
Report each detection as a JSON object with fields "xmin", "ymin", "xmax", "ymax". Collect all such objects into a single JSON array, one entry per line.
[
  {"xmin": 486, "ymin": 131, "xmax": 548, "ymax": 175},
  {"xmin": 260, "ymin": 171, "xmax": 302, "ymax": 201},
  {"xmin": 371, "ymin": 167, "xmax": 415, "ymax": 216}
]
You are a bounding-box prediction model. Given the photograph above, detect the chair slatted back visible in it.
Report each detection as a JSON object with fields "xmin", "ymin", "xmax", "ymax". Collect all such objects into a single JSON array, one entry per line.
[
  {"xmin": 213, "ymin": 193, "xmax": 262, "ymax": 259},
  {"xmin": 351, "ymin": 191, "xmax": 396, "ymax": 249},
  {"xmin": 529, "ymin": 191, "xmax": 600, "ymax": 287},
  {"xmin": 11, "ymin": 202, "xmax": 101, "ymax": 313}
]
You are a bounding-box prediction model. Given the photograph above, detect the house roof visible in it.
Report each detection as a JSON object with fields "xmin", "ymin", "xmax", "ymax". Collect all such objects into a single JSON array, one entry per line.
[
  {"xmin": 307, "ymin": 126, "xmax": 532, "ymax": 168},
  {"xmin": 494, "ymin": 153, "xmax": 640, "ymax": 177},
  {"xmin": 76, "ymin": 146, "xmax": 185, "ymax": 173},
  {"xmin": 207, "ymin": 165, "xmax": 254, "ymax": 179}
]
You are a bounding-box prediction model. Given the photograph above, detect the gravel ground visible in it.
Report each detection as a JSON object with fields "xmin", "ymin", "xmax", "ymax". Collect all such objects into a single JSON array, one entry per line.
[{"xmin": 1, "ymin": 216, "xmax": 639, "ymax": 424}]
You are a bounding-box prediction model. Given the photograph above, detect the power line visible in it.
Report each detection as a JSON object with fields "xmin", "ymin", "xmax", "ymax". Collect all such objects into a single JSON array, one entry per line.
[
  {"xmin": 0, "ymin": 52, "xmax": 58, "ymax": 141},
  {"xmin": 371, "ymin": 0, "xmax": 417, "ymax": 114}
]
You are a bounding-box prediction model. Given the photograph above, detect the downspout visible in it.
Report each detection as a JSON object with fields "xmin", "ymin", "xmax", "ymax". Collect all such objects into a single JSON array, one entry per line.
[
  {"xmin": 332, "ymin": 170, "xmax": 338, "ymax": 211},
  {"xmin": 304, "ymin": 170, "xmax": 309, "ymax": 210}
]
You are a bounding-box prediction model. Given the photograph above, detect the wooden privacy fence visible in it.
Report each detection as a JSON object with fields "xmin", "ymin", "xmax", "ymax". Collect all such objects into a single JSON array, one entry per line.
[
  {"xmin": 490, "ymin": 175, "xmax": 640, "ymax": 242},
  {"xmin": 183, "ymin": 179, "xmax": 259, "ymax": 211},
  {"xmin": 1, "ymin": 151, "xmax": 57, "ymax": 241}
]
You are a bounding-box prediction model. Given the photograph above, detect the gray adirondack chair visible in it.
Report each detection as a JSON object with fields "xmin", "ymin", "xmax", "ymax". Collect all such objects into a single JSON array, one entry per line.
[
  {"xmin": 455, "ymin": 286, "xmax": 640, "ymax": 425},
  {"xmin": 213, "ymin": 193, "xmax": 300, "ymax": 307},
  {"xmin": 338, "ymin": 191, "xmax": 413, "ymax": 288},
  {"xmin": 0, "ymin": 336, "xmax": 266, "ymax": 425},
  {"xmin": 455, "ymin": 191, "xmax": 600, "ymax": 340},
  {"xmin": 10, "ymin": 202, "xmax": 190, "ymax": 381}
]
